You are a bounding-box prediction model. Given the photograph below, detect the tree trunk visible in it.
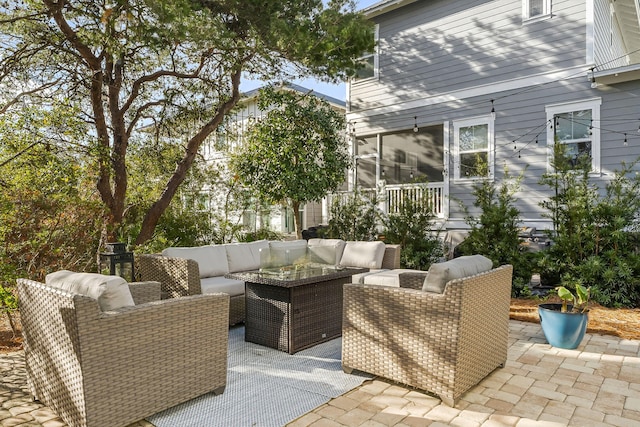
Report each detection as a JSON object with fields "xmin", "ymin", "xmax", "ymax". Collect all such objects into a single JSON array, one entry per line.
[
  {"xmin": 292, "ymin": 200, "xmax": 303, "ymax": 240},
  {"xmin": 134, "ymin": 70, "xmax": 243, "ymax": 246}
]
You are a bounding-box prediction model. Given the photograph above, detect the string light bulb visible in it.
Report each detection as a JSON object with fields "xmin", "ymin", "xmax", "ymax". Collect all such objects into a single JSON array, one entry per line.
[
  {"xmin": 590, "ymin": 67, "xmax": 598, "ymax": 89},
  {"xmin": 413, "ymin": 116, "xmax": 419, "ymax": 133},
  {"xmin": 490, "ymin": 99, "xmax": 496, "ymax": 120},
  {"xmin": 409, "ymin": 169, "xmax": 414, "ymax": 179},
  {"xmin": 624, "ymin": 133, "xmax": 628, "ymax": 146}
]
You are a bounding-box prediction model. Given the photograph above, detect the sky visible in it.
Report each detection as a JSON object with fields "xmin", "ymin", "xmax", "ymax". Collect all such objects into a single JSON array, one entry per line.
[{"xmin": 240, "ymin": 0, "xmax": 381, "ymax": 102}]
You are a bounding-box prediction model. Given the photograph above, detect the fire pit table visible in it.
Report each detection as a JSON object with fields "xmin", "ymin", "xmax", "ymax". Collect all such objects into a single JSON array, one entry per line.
[{"xmin": 226, "ymin": 265, "xmax": 367, "ymax": 354}]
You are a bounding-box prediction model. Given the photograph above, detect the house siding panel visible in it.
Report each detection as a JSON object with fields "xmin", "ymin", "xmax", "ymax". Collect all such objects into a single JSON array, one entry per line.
[
  {"xmin": 348, "ymin": 0, "xmax": 640, "ymax": 231},
  {"xmin": 351, "ymin": 0, "xmax": 588, "ymax": 114}
]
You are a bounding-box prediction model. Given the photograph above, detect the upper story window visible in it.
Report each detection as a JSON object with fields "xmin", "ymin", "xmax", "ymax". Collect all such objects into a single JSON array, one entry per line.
[
  {"xmin": 353, "ymin": 24, "xmax": 379, "ymax": 81},
  {"xmin": 453, "ymin": 116, "xmax": 494, "ymax": 181},
  {"xmin": 523, "ymin": 0, "xmax": 551, "ymax": 22},
  {"xmin": 546, "ymin": 99, "xmax": 601, "ymax": 173}
]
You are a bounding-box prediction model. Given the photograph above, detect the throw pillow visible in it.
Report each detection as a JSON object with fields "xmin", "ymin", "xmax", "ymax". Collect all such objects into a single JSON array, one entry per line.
[
  {"xmin": 422, "ymin": 255, "xmax": 494, "ymax": 293},
  {"xmin": 46, "ymin": 270, "xmax": 135, "ymax": 311}
]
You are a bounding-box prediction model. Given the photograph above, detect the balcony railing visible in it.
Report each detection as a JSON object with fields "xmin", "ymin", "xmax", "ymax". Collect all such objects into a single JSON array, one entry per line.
[{"xmin": 327, "ymin": 182, "xmax": 445, "ymax": 220}]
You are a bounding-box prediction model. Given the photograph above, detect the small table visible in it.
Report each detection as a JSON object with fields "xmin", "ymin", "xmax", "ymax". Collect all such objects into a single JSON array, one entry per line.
[{"xmin": 226, "ymin": 265, "xmax": 367, "ymax": 354}]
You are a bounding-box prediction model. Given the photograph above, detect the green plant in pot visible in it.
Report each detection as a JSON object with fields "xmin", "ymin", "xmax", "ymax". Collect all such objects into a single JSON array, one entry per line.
[{"xmin": 538, "ymin": 282, "xmax": 590, "ymax": 349}]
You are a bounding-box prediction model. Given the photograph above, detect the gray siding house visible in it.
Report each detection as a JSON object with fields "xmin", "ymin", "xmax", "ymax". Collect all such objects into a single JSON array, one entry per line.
[{"xmin": 346, "ymin": 0, "xmax": 640, "ymax": 232}]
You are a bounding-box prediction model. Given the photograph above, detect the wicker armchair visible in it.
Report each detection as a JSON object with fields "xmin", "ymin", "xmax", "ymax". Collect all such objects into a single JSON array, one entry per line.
[
  {"xmin": 342, "ymin": 264, "xmax": 513, "ymax": 406},
  {"xmin": 17, "ymin": 278, "xmax": 229, "ymax": 427}
]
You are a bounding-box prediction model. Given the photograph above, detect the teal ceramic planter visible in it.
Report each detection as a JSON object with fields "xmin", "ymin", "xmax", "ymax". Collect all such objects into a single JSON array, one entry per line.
[{"xmin": 538, "ymin": 303, "xmax": 588, "ymax": 349}]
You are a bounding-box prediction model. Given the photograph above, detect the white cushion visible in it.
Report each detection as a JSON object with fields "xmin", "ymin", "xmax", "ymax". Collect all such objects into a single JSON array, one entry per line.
[
  {"xmin": 45, "ymin": 270, "xmax": 134, "ymax": 311},
  {"xmin": 340, "ymin": 241, "xmax": 386, "ymax": 269},
  {"xmin": 307, "ymin": 239, "xmax": 346, "ymax": 265},
  {"xmin": 269, "ymin": 240, "xmax": 308, "ymax": 265},
  {"xmin": 248, "ymin": 240, "xmax": 269, "ymax": 267},
  {"xmin": 351, "ymin": 269, "xmax": 388, "ymax": 284},
  {"xmin": 362, "ymin": 269, "xmax": 421, "ymax": 287},
  {"xmin": 162, "ymin": 245, "xmax": 229, "ymax": 279},
  {"xmin": 200, "ymin": 276, "xmax": 245, "ymax": 297},
  {"xmin": 226, "ymin": 244, "xmax": 257, "ymax": 273},
  {"xmin": 422, "ymin": 255, "xmax": 494, "ymax": 293}
]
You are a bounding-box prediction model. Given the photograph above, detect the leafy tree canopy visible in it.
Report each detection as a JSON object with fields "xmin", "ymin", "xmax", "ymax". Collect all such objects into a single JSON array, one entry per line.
[
  {"xmin": 230, "ymin": 85, "xmax": 351, "ymax": 238},
  {"xmin": 0, "ymin": 0, "xmax": 373, "ymax": 244}
]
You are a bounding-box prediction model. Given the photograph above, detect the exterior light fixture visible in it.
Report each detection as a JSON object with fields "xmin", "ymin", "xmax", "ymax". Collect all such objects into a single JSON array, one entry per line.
[{"xmin": 413, "ymin": 116, "xmax": 419, "ymax": 133}]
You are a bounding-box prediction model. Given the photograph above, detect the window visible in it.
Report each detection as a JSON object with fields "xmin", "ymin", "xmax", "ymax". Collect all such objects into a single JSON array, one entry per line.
[
  {"xmin": 453, "ymin": 116, "xmax": 494, "ymax": 181},
  {"xmin": 354, "ymin": 24, "xmax": 379, "ymax": 81},
  {"xmin": 523, "ymin": 0, "xmax": 551, "ymax": 21},
  {"xmin": 546, "ymin": 99, "xmax": 601, "ymax": 173}
]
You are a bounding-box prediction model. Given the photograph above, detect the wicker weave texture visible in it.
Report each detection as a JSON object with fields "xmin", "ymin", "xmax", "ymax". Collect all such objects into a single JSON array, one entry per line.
[
  {"xmin": 17, "ymin": 278, "xmax": 229, "ymax": 427},
  {"xmin": 381, "ymin": 244, "xmax": 401, "ymax": 269},
  {"xmin": 245, "ymin": 275, "xmax": 350, "ymax": 354},
  {"xmin": 342, "ymin": 265, "xmax": 513, "ymax": 406}
]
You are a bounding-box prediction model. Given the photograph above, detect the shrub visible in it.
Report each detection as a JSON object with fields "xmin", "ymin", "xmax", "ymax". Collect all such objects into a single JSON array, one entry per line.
[
  {"xmin": 326, "ymin": 190, "xmax": 380, "ymax": 241},
  {"xmin": 456, "ymin": 168, "xmax": 533, "ymax": 296},
  {"xmin": 382, "ymin": 191, "xmax": 443, "ymax": 270},
  {"xmin": 538, "ymin": 144, "xmax": 640, "ymax": 307}
]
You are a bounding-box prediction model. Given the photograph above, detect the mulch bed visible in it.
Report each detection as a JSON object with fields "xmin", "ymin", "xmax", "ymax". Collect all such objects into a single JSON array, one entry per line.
[{"xmin": 510, "ymin": 297, "xmax": 640, "ymax": 341}]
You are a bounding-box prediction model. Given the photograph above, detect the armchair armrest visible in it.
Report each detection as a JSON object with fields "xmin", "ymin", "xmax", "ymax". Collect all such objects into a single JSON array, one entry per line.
[
  {"xmin": 128, "ymin": 281, "xmax": 161, "ymax": 304},
  {"xmin": 137, "ymin": 253, "xmax": 201, "ymax": 298},
  {"xmin": 381, "ymin": 244, "xmax": 401, "ymax": 269},
  {"xmin": 398, "ymin": 272, "xmax": 428, "ymax": 289}
]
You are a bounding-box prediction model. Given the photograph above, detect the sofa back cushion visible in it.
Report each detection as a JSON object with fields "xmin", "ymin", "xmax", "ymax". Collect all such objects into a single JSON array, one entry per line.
[
  {"xmin": 225, "ymin": 240, "xmax": 269, "ymax": 273},
  {"xmin": 269, "ymin": 240, "xmax": 308, "ymax": 266},
  {"xmin": 162, "ymin": 245, "xmax": 229, "ymax": 279},
  {"xmin": 340, "ymin": 241, "xmax": 386, "ymax": 269},
  {"xmin": 46, "ymin": 270, "xmax": 135, "ymax": 311},
  {"xmin": 307, "ymin": 239, "xmax": 346, "ymax": 265},
  {"xmin": 422, "ymin": 255, "xmax": 494, "ymax": 293}
]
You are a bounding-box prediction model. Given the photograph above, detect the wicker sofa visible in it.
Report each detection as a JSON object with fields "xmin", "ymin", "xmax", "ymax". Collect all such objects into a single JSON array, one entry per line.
[
  {"xmin": 342, "ymin": 259, "xmax": 513, "ymax": 407},
  {"xmin": 17, "ymin": 273, "xmax": 229, "ymax": 427},
  {"xmin": 138, "ymin": 239, "xmax": 401, "ymax": 326}
]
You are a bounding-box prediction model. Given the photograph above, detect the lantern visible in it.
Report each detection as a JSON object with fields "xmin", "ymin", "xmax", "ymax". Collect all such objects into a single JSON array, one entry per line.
[{"xmin": 99, "ymin": 242, "xmax": 135, "ymax": 282}]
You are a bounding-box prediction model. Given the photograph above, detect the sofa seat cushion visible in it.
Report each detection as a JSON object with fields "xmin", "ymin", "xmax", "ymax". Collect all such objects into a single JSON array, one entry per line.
[
  {"xmin": 200, "ymin": 276, "xmax": 245, "ymax": 297},
  {"xmin": 362, "ymin": 269, "xmax": 422, "ymax": 287},
  {"xmin": 340, "ymin": 241, "xmax": 386, "ymax": 269},
  {"xmin": 162, "ymin": 245, "xmax": 229, "ymax": 279},
  {"xmin": 351, "ymin": 269, "xmax": 388, "ymax": 284},
  {"xmin": 422, "ymin": 255, "xmax": 494, "ymax": 293},
  {"xmin": 307, "ymin": 239, "xmax": 346, "ymax": 265},
  {"xmin": 45, "ymin": 270, "xmax": 135, "ymax": 311}
]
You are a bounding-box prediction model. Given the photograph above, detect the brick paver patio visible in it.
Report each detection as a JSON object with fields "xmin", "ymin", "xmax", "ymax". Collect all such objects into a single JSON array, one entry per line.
[{"xmin": 2, "ymin": 320, "xmax": 639, "ymax": 426}]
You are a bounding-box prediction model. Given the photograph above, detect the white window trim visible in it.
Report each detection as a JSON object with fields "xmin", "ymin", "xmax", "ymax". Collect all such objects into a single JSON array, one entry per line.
[
  {"xmin": 452, "ymin": 115, "xmax": 495, "ymax": 182},
  {"xmin": 545, "ymin": 98, "xmax": 602, "ymax": 174},
  {"xmin": 353, "ymin": 24, "xmax": 379, "ymax": 83},
  {"xmin": 522, "ymin": 0, "xmax": 552, "ymax": 23}
]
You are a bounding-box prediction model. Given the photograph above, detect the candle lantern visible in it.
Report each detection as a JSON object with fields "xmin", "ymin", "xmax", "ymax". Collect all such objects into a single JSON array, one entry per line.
[{"xmin": 99, "ymin": 242, "xmax": 135, "ymax": 282}]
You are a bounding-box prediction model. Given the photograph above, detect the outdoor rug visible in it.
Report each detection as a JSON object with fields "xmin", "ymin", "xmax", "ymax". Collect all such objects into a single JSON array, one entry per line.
[{"xmin": 148, "ymin": 326, "xmax": 372, "ymax": 427}]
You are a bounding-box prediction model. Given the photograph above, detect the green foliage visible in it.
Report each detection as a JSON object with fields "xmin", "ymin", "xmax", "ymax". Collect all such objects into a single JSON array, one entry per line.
[
  {"xmin": 0, "ymin": 0, "xmax": 374, "ymax": 244},
  {"xmin": 382, "ymin": 190, "xmax": 443, "ymax": 270},
  {"xmin": 326, "ymin": 191, "xmax": 379, "ymax": 241},
  {"xmin": 230, "ymin": 86, "xmax": 351, "ymax": 238},
  {"xmin": 538, "ymin": 144, "xmax": 640, "ymax": 308},
  {"xmin": 556, "ymin": 281, "xmax": 590, "ymax": 313},
  {"xmin": 0, "ymin": 283, "xmax": 18, "ymax": 337},
  {"xmin": 237, "ymin": 229, "xmax": 285, "ymax": 243},
  {"xmin": 456, "ymin": 168, "xmax": 532, "ymax": 296}
]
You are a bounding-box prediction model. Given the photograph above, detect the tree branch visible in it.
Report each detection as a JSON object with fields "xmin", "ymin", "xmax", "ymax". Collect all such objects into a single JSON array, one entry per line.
[{"xmin": 0, "ymin": 80, "xmax": 61, "ymax": 114}]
